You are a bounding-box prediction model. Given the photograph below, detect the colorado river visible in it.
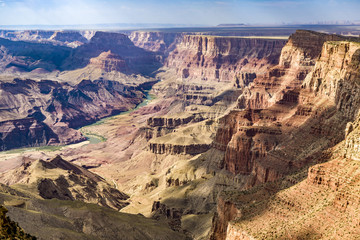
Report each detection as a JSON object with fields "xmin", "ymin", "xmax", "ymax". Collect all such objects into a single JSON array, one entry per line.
[
  {"xmin": 0, "ymin": 90, "xmax": 155, "ymax": 155},
  {"xmin": 80, "ymin": 90, "xmax": 155, "ymax": 144}
]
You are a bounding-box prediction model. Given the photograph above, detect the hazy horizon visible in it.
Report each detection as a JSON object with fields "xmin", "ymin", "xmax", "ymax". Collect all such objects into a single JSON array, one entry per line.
[{"xmin": 0, "ymin": 0, "xmax": 359, "ymax": 27}]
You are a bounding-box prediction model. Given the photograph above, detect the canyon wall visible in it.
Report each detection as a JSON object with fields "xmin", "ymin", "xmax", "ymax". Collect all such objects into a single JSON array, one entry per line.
[
  {"xmin": 237, "ymin": 30, "xmax": 355, "ymax": 110},
  {"xmin": 214, "ymin": 30, "xmax": 360, "ymax": 183},
  {"xmin": 0, "ymin": 78, "xmax": 145, "ymax": 150},
  {"xmin": 0, "ymin": 31, "xmax": 161, "ymax": 75},
  {"xmin": 211, "ymin": 30, "xmax": 360, "ymax": 239},
  {"xmin": 165, "ymin": 35, "xmax": 287, "ymax": 83},
  {"xmin": 0, "ymin": 30, "xmax": 89, "ymax": 47},
  {"xmin": 0, "ymin": 37, "xmax": 71, "ymax": 72},
  {"xmin": 129, "ymin": 31, "xmax": 183, "ymax": 56}
]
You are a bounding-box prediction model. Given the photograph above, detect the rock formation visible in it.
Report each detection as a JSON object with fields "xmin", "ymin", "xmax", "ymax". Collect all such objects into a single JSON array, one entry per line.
[
  {"xmin": 63, "ymin": 31, "xmax": 160, "ymax": 75},
  {"xmin": 214, "ymin": 30, "xmax": 360, "ymax": 185},
  {"xmin": 148, "ymin": 120, "xmax": 215, "ymax": 155},
  {"xmin": 0, "ymin": 155, "xmax": 129, "ymax": 210},
  {"xmin": 165, "ymin": 35, "xmax": 286, "ymax": 83},
  {"xmin": 49, "ymin": 31, "xmax": 88, "ymax": 45},
  {"xmin": 0, "ymin": 180, "xmax": 186, "ymax": 240},
  {"xmin": 89, "ymin": 50, "xmax": 129, "ymax": 73},
  {"xmin": 0, "ymin": 37, "xmax": 71, "ymax": 72},
  {"xmin": 0, "ymin": 78, "xmax": 145, "ymax": 150},
  {"xmin": 0, "ymin": 30, "xmax": 89, "ymax": 48},
  {"xmin": 210, "ymin": 30, "xmax": 360, "ymax": 239},
  {"xmin": 129, "ymin": 31, "xmax": 183, "ymax": 56}
]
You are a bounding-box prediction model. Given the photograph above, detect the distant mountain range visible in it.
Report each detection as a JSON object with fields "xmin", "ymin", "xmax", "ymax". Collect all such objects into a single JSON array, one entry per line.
[{"xmin": 0, "ymin": 23, "xmax": 208, "ymax": 31}]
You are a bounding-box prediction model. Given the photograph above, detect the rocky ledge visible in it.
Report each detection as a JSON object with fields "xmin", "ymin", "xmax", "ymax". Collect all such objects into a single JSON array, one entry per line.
[{"xmin": 165, "ymin": 35, "xmax": 286, "ymax": 82}]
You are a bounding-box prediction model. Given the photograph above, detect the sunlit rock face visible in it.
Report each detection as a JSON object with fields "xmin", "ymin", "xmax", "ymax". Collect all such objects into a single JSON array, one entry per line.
[
  {"xmin": 210, "ymin": 30, "xmax": 360, "ymax": 240},
  {"xmin": 165, "ymin": 35, "xmax": 286, "ymax": 82}
]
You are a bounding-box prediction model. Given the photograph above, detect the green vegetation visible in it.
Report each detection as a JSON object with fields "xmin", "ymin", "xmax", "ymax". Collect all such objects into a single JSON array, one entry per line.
[{"xmin": 0, "ymin": 205, "xmax": 36, "ymax": 240}]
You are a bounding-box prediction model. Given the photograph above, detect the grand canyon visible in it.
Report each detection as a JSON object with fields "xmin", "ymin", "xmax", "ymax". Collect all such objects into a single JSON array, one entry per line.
[{"xmin": 0, "ymin": 4, "xmax": 360, "ymax": 240}]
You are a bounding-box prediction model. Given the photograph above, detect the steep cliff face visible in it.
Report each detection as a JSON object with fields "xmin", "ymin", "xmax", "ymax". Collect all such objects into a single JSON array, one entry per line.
[
  {"xmin": 148, "ymin": 120, "xmax": 215, "ymax": 155},
  {"xmin": 214, "ymin": 31, "xmax": 360, "ymax": 185},
  {"xmin": 145, "ymin": 113, "xmax": 205, "ymax": 140},
  {"xmin": 165, "ymin": 35, "xmax": 286, "ymax": 83},
  {"xmin": 129, "ymin": 31, "xmax": 183, "ymax": 55},
  {"xmin": 303, "ymin": 41, "xmax": 360, "ymax": 119},
  {"xmin": 211, "ymin": 31, "xmax": 360, "ymax": 240},
  {"xmin": 237, "ymin": 30, "xmax": 355, "ymax": 110},
  {"xmin": 217, "ymin": 131, "xmax": 360, "ymax": 240},
  {"xmin": 0, "ymin": 78, "xmax": 144, "ymax": 150},
  {"xmin": 0, "ymin": 118, "xmax": 59, "ymax": 151}
]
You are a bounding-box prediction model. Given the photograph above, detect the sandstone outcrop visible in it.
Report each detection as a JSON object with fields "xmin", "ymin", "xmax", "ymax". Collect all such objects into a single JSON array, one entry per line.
[
  {"xmin": 151, "ymin": 201, "xmax": 183, "ymax": 231},
  {"xmin": 210, "ymin": 31, "xmax": 360, "ymax": 240},
  {"xmin": 214, "ymin": 31, "xmax": 360, "ymax": 189},
  {"xmin": 148, "ymin": 120, "xmax": 215, "ymax": 155},
  {"xmin": 165, "ymin": 35, "xmax": 286, "ymax": 83},
  {"xmin": 145, "ymin": 113, "xmax": 205, "ymax": 139},
  {"xmin": 237, "ymin": 30, "xmax": 357, "ymax": 110}
]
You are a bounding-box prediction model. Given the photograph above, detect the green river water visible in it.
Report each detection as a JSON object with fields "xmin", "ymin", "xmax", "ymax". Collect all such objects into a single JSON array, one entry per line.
[{"xmin": 1, "ymin": 91, "xmax": 155, "ymax": 154}]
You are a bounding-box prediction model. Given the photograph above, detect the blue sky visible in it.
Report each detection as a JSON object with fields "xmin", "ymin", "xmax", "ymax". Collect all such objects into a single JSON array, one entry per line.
[{"xmin": 0, "ymin": 0, "xmax": 359, "ymax": 26}]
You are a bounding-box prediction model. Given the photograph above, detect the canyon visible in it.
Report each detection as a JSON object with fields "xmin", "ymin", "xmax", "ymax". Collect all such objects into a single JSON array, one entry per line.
[{"xmin": 0, "ymin": 26, "xmax": 359, "ymax": 240}]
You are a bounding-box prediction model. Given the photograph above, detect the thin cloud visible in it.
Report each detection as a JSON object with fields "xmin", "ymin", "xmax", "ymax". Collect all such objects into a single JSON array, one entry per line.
[
  {"xmin": 215, "ymin": 1, "xmax": 229, "ymax": 5},
  {"xmin": 256, "ymin": 1, "xmax": 305, "ymax": 7}
]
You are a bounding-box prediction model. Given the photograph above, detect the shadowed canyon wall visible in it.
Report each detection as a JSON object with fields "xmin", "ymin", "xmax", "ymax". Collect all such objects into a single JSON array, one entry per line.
[{"xmin": 211, "ymin": 30, "xmax": 360, "ymax": 239}]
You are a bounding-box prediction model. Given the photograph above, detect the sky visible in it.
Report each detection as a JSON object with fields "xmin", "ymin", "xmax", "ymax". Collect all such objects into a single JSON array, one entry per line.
[{"xmin": 0, "ymin": 0, "xmax": 359, "ymax": 26}]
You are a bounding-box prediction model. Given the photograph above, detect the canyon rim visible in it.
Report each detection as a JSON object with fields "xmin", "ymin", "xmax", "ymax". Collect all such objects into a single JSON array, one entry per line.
[{"xmin": 0, "ymin": 0, "xmax": 360, "ymax": 239}]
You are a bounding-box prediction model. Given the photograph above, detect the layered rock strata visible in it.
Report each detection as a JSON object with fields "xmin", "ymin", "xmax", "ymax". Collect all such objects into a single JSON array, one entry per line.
[
  {"xmin": 89, "ymin": 50, "xmax": 129, "ymax": 73},
  {"xmin": 129, "ymin": 31, "xmax": 183, "ymax": 56},
  {"xmin": 165, "ymin": 35, "xmax": 287, "ymax": 82},
  {"xmin": 148, "ymin": 120, "xmax": 215, "ymax": 155},
  {"xmin": 214, "ymin": 30, "xmax": 360, "ymax": 187},
  {"xmin": 0, "ymin": 78, "xmax": 144, "ymax": 150},
  {"xmin": 145, "ymin": 113, "xmax": 205, "ymax": 140},
  {"xmin": 211, "ymin": 31, "xmax": 360, "ymax": 240}
]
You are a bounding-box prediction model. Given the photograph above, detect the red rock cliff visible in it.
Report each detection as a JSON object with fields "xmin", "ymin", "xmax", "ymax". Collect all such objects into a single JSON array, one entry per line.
[
  {"xmin": 214, "ymin": 30, "xmax": 360, "ymax": 187},
  {"xmin": 165, "ymin": 35, "xmax": 286, "ymax": 83}
]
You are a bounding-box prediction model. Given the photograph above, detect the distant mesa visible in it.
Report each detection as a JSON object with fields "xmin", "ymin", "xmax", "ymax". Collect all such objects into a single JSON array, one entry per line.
[{"xmin": 216, "ymin": 24, "xmax": 245, "ymax": 27}]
